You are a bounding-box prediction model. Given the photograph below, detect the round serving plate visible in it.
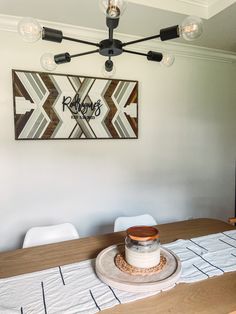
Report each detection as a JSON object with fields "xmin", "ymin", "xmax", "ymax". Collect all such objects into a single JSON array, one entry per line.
[{"xmin": 95, "ymin": 244, "xmax": 181, "ymax": 293}]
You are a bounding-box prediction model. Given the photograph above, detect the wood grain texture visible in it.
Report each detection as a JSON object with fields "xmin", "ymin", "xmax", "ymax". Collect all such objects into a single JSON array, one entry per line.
[
  {"xmin": 0, "ymin": 218, "xmax": 235, "ymax": 313},
  {"xmin": 229, "ymin": 217, "xmax": 236, "ymax": 225}
]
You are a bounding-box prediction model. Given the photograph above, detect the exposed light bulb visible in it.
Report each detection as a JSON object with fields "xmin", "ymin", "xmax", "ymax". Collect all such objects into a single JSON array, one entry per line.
[
  {"xmin": 99, "ymin": 0, "xmax": 126, "ymax": 19},
  {"xmin": 40, "ymin": 53, "xmax": 57, "ymax": 71},
  {"xmin": 102, "ymin": 60, "xmax": 116, "ymax": 78},
  {"xmin": 18, "ymin": 17, "xmax": 42, "ymax": 43},
  {"xmin": 180, "ymin": 16, "xmax": 203, "ymax": 41},
  {"xmin": 108, "ymin": 6, "xmax": 120, "ymax": 18},
  {"xmin": 160, "ymin": 54, "xmax": 175, "ymax": 67}
]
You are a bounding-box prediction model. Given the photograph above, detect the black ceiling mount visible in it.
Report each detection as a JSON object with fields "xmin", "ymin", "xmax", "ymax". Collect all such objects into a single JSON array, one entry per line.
[{"xmin": 18, "ymin": 1, "xmax": 203, "ymax": 73}]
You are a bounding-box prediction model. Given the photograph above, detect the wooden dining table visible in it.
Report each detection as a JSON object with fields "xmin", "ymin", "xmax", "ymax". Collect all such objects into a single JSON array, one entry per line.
[{"xmin": 0, "ymin": 218, "xmax": 236, "ymax": 314}]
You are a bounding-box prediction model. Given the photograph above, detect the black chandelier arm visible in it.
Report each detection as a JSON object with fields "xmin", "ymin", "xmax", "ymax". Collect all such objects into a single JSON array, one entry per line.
[
  {"xmin": 106, "ymin": 17, "xmax": 119, "ymax": 41},
  {"xmin": 42, "ymin": 27, "xmax": 100, "ymax": 47},
  {"xmin": 62, "ymin": 35, "xmax": 100, "ymax": 47},
  {"xmin": 109, "ymin": 27, "xmax": 113, "ymax": 41},
  {"xmin": 122, "ymin": 34, "xmax": 161, "ymax": 47},
  {"xmin": 54, "ymin": 49, "xmax": 99, "ymax": 64},
  {"xmin": 122, "ymin": 49, "xmax": 148, "ymax": 57},
  {"xmin": 70, "ymin": 49, "xmax": 100, "ymax": 58},
  {"xmin": 123, "ymin": 49, "xmax": 163, "ymax": 63}
]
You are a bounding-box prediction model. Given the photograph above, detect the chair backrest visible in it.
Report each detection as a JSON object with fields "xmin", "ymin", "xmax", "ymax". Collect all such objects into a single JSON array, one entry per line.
[
  {"xmin": 23, "ymin": 223, "xmax": 79, "ymax": 248},
  {"xmin": 114, "ymin": 214, "xmax": 157, "ymax": 232}
]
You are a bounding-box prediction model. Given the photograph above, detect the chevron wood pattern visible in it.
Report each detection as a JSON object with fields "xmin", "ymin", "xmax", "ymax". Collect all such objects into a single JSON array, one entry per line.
[{"xmin": 12, "ymin": 70, "xmax": 138, "ymax": 140}]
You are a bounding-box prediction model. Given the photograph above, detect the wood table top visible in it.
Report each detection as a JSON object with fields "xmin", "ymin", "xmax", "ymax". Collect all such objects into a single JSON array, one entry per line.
[{"xmin": 0, "ymin": 218, "xmax": 235, "ymax": 313}]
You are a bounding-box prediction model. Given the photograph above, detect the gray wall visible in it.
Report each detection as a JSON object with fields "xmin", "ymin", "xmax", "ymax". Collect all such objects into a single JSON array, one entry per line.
[{"xmin": 0, "ymin": 30, "xmax": 235, "ymax": 252}]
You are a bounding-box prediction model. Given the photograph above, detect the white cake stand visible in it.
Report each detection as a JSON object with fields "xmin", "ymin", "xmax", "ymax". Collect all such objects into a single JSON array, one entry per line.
[{"xmin": 95, "ymin": 244, "xmax": 182, "ymax": 293}]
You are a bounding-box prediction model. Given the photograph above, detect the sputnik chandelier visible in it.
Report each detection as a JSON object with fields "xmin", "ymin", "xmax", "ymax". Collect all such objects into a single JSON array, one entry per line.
[{"xmin": 18, "ymin": 0, "xmax": 203, "ymax": 76}]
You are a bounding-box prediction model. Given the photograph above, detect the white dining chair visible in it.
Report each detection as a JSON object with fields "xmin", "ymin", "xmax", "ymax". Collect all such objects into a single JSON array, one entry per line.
[
  {"xmin": 114, "ymin": 214, "xmax": 157, "ymax": 232},
  {"xmin": 22, "ymin": 223, "xmax": 79, "ymax": 248}
]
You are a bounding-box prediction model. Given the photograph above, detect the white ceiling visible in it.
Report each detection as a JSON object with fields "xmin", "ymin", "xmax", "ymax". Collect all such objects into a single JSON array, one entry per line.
[{"xmin": 0, "ymin": 0, "xmax": 236, "ymax": 52}]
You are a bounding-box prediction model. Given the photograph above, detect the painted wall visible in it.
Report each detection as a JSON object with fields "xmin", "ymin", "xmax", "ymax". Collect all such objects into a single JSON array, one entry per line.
[{"xmin": 0, "ymin": 29, "xmax": 235, "ymax": 252}]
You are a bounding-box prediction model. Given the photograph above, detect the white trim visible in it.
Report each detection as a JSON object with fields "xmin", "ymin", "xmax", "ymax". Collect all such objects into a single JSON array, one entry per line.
[
  {"xmin": 0, "ymin": 14, "xmax": 235, "ymax": 64},
  {"xmin": 126, "ymin": 0, "xmax": 236, "ymax": 18},
  {"xmin": 176, "ymin": 0, "xmax": 208, "ymax": 7},
  {"xmin": 208, "ymin": 0, "xmax": 236, "ymax": 18},
  {"xmin": 126, "ymin": 0, "xmax": 208, "ymax": 18}
]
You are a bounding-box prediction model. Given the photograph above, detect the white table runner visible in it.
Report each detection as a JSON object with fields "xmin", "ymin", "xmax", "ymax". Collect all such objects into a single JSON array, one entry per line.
[{"xmin": 0, "ymin": 230, "xmax": 236, "ymax": 314}]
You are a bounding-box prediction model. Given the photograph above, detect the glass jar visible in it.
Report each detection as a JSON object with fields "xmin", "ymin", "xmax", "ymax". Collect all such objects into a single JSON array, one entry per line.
[{"xmin": 125, "ymin": 226, "xmax": 160, "ymax": 268}]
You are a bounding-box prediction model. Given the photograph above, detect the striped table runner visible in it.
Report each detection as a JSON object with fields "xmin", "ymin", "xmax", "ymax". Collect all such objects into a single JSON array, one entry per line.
[{"xmin": 0, "ymin": 230, "xmax": 236, "ymax": 314}]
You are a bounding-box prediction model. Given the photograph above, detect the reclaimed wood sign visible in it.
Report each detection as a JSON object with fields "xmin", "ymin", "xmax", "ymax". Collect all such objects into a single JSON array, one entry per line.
[{"xmin": 12, "ymin": 70, "xmax": 138, "ymax": 140}]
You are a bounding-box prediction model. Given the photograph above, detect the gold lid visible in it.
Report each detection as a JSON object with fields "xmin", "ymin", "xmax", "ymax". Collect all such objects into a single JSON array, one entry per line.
[{"xmin": 126, "ymin": 226, "xmax": 159, "ymax": 241}]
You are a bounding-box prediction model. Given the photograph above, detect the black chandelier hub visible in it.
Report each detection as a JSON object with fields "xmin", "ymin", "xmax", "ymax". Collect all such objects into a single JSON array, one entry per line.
[{"xmin": 99, "ymin": 39, "xmax": 123, "ymax": 57}]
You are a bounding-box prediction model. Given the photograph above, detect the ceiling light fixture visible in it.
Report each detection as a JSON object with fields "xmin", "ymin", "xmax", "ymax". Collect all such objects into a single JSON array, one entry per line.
[{"xmin": 18, "ymin": 0, "xmax": 203, "ymax": 75}]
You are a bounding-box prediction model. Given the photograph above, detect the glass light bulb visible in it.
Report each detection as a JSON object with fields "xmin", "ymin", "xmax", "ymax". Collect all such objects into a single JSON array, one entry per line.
[
  {"xmin": 18, "ymin": 17, "xmax": 42, "ymax": 43},
  {"xmin": 99, "ymin": 0, "xmax": 126, "ymax": 19},
  {"xmin": 102, "ymin": 61, "xmax": 116, "ymax": 78},
  {"xmin": 40, "ymin": 53, "xmax": 57, "ymax": 71},
  {"xmin": 160, "ymin": 54, "xmax": 175, "ymax": 67},
  {"xmin": 180, "ymin": 16, "xmax": 203, "ymax": 41}
]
